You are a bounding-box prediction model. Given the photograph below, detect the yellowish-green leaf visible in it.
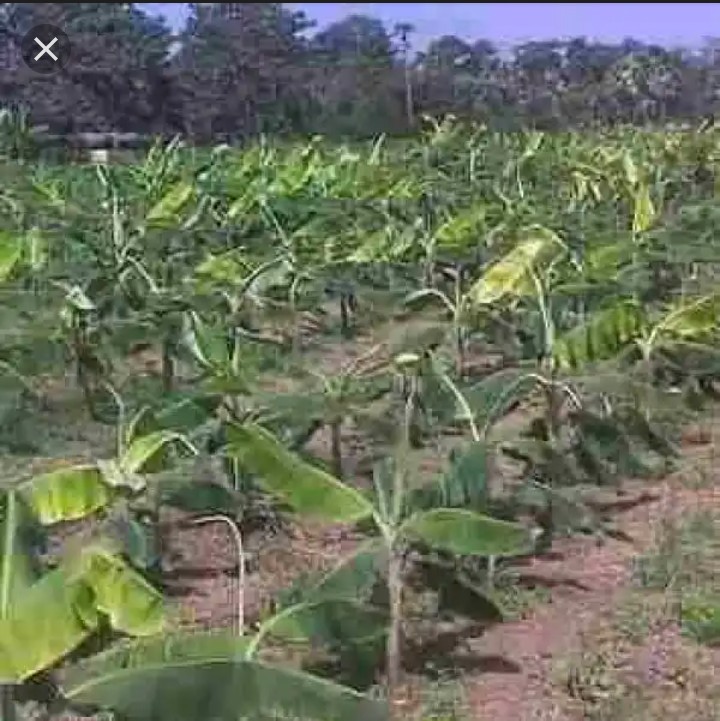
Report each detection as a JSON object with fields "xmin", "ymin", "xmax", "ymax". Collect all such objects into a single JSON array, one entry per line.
[
  {"xmin": 146, "ymin": 181, "xmax": 194, "ymax": 224},
  {"xmin": 653, "ymin": 293, "xmax": 720, "ymax": 342},
  {"xmin": 225, "ymin": 423, "xmax": 374, "ymax": 523},
  {"xmin": 468, "ymin": 227, "xmax": 564, "ymax": 306},
  {"xmin": 632, "ymin": 183, "xmax": 655, "ymax": 235},
  {"xmin": 79, "ymin": 547, "xmax": 165, "ymax": 636},
  {"xmin": 19, "ymin": 465, "xmax": 110, "ymax": 525}
]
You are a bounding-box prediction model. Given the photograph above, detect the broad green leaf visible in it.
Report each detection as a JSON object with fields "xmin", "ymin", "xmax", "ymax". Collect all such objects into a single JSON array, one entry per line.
[
  {"xmin": 61, "ymin": 631, "xmax": 387, "ymax": 721},
  {"xmin": 225, "ymin": 423, "xmax": 374, "ymax": 523},
  {"xmin": 110, "ymin": 516, "xmax": 159, "ymax": 570},
  {"xmin": 194, "ymin": 250, "xmax": 249, "ymax": 287},
  {"xmin": 0, "ymin": 567, "xmax": 98, "ymax": 683},
  {"xmin": 400, "ymin": 508, "xmax": 532, "ymax": 557},
  {"xmin": 415, "ymin": 558, "xmax": 504, "ymax": 622},
  {"xmin": 146, "ymin": 181, "xmax": 194, "ymax": 224},
  {"xmin": 159, "ymin": 478, "xmax": 240, "ymax": 515},
  {"xmin": 439, "ymin": 443, "xmax": 489, "ymax": 509},
  {"xmin": 19, "ymin": 465, "xmax": 110, "ymax": 525},
  {"xmin": 582, "ymin": 241, "xmax": 634, "ymax": 281},
  {"xmin": 154, "ymin": 395, "xmax": 220, "ymax": 433},
  {"xmin": 468, "ymin": 227, "xmax": 564, "ymax": 306},
  {"xmin": 434, "ymin": 205, "xmax": 486, "ymax": 250}
]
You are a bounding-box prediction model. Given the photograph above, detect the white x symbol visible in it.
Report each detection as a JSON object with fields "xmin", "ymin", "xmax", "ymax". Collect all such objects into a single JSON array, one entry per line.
[{"xmin": 34, "ymin": 36, "xmax": 58, "ymax": 62}]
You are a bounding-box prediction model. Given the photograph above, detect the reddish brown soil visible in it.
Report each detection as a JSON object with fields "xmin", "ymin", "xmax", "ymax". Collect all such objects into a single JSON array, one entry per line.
[{"xmin": 156, "ymin": 439, "xmax": 720, "ymax": 721}]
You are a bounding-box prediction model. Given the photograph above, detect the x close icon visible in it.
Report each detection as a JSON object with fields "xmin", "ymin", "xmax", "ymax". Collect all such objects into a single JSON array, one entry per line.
[{"xmin": 21, "ymin": 24, "xmax": 71, "ymax": 75}]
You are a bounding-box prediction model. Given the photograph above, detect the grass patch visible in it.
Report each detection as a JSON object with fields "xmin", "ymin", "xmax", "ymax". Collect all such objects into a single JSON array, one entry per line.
[{"xmin": 556, "ymin": 505, "xmax": 720, "ymax": 720}]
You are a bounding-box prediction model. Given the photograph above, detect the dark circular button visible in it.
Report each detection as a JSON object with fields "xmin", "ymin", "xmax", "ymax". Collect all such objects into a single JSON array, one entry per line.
[{"xmin": 20, "ymin": 24, "xmax": 71, "ymax": 75}]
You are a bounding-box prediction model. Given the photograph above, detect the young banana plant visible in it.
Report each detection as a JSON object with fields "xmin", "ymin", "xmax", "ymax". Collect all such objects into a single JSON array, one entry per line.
[
  {"xmin": 262, "ymin": 343, "xmax": 392, "ymax": 479},
  {"xmin": 223, "ymin": 353, "xmax": 534, "ymax": 718}
]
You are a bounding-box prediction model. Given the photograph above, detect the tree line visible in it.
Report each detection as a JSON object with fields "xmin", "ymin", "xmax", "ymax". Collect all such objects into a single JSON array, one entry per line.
[{"xmin": 1, "ymin": 2, "xmax": 720, "ymax": 140}]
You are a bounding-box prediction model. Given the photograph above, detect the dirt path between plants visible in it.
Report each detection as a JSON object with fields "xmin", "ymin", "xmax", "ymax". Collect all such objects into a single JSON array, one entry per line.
[{"xmin": 464, "ymin": 443, "xmax": 720, "ymax": 721}]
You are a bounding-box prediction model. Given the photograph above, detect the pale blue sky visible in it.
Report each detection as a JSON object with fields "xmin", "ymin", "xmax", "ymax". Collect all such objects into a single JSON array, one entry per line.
[{"xmin": 137, "ymin": 3, "xmax": 720, "ymax": 50}]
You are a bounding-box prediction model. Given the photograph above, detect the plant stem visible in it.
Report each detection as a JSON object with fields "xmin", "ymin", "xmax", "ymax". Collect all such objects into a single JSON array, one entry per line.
[
  {"xmin": 0, "ymin": 686, "xmax": 15, "ymax": 721},
  {"xmin": 386, "ymin": 546, "xmax": 404, "ymax": 717},
  {"xmin": 191, "ymin": 515, "xmax": 245, "ymax": 636},
  {"xmin": 330, "ymin": 417, "xmax": 343, "ymax": 479}
]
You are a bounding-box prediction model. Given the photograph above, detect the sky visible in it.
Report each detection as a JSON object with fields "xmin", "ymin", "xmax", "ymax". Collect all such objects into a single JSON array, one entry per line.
[{"xmin": 137, "ymin": 3, "xmax": 720, "ymax": 51}]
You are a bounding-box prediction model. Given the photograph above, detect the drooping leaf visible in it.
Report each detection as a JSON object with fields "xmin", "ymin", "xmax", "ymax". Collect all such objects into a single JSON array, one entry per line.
[
  {"xmin": 400, "ymin": 508, "xmax": 532, "ymax": 557},
  {"xmin": 225, "ymin": 423, "xmax": 374, "ymax": 524},
  {"xmin": 553, "ymin": 300, "xmax": 645, "ymax": 370},
  {"xmin": 414, "ymin": 557, "xmax": 504, "ymax": 622},
  {"xmin": 108, "ymin": 515, "xmax": 159, "ymax": 571},
  {"xmin": 468, "ymin": 227, "xmax": 564, "ymax": 306},
  {"xmin": 652, "ymin": 293, "xmax": 720, "ymax": 343},
  {"xmin": 60, "ymin": 631, "xmax": 387, "ymax": 721},
  {"xmin": 18, "ymin": 465, "xmax": 110, "ymax": 525},
  {"xmin": 159, "ymin": 479, "xmax": 240, "ymax": 516},
  {"xmin": 154, "ymin": 395, "xmax": 221, "ymax": 433}
]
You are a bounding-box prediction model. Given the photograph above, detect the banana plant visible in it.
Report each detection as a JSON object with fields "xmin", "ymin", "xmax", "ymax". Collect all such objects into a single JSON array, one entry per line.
[
  {"xmin": 1, "ymin": 493, "xmax": 383, "ymax": 721},
  {"xmin": 463, "ymin": 223, "xmax": 682, "ymax": 540},
  {"xmin": 0, "ymin": 464, "xmax": 166, "ymax": 719},
  {"xmin": 404, "ymin": 261, "xmax": 487, "ymax": 377},
  {"xmin": 223, "ymin": 354, "xmax": 534, "ymax": 717},
  {"xmin": 553, "ymin": 291, "xmax": 720, "ymax": 421},
  {"xmin": 262, "ymin": 344, "xmax": 392, "ymax": 479},
  {"xmin": 54, "ymin": 283, "xmax": 111, "ymax": 420}
]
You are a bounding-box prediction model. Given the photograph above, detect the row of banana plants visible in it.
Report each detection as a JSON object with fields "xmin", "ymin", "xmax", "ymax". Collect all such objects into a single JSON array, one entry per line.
[{"xmin": 1, "ymin": 121, "xmax": 720, "ymax": 720}]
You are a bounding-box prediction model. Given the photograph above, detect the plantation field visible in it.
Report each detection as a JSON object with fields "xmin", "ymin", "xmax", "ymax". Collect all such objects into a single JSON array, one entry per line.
[{"xmin": 2, "ymin": 121, "xmax": 720, "ymax": 721}]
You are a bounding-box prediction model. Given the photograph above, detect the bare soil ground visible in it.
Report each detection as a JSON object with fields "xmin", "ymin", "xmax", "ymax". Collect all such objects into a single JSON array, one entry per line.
[{"xmin": 153, "ymin": 427, "xmax": 720, "ymax": 721}]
